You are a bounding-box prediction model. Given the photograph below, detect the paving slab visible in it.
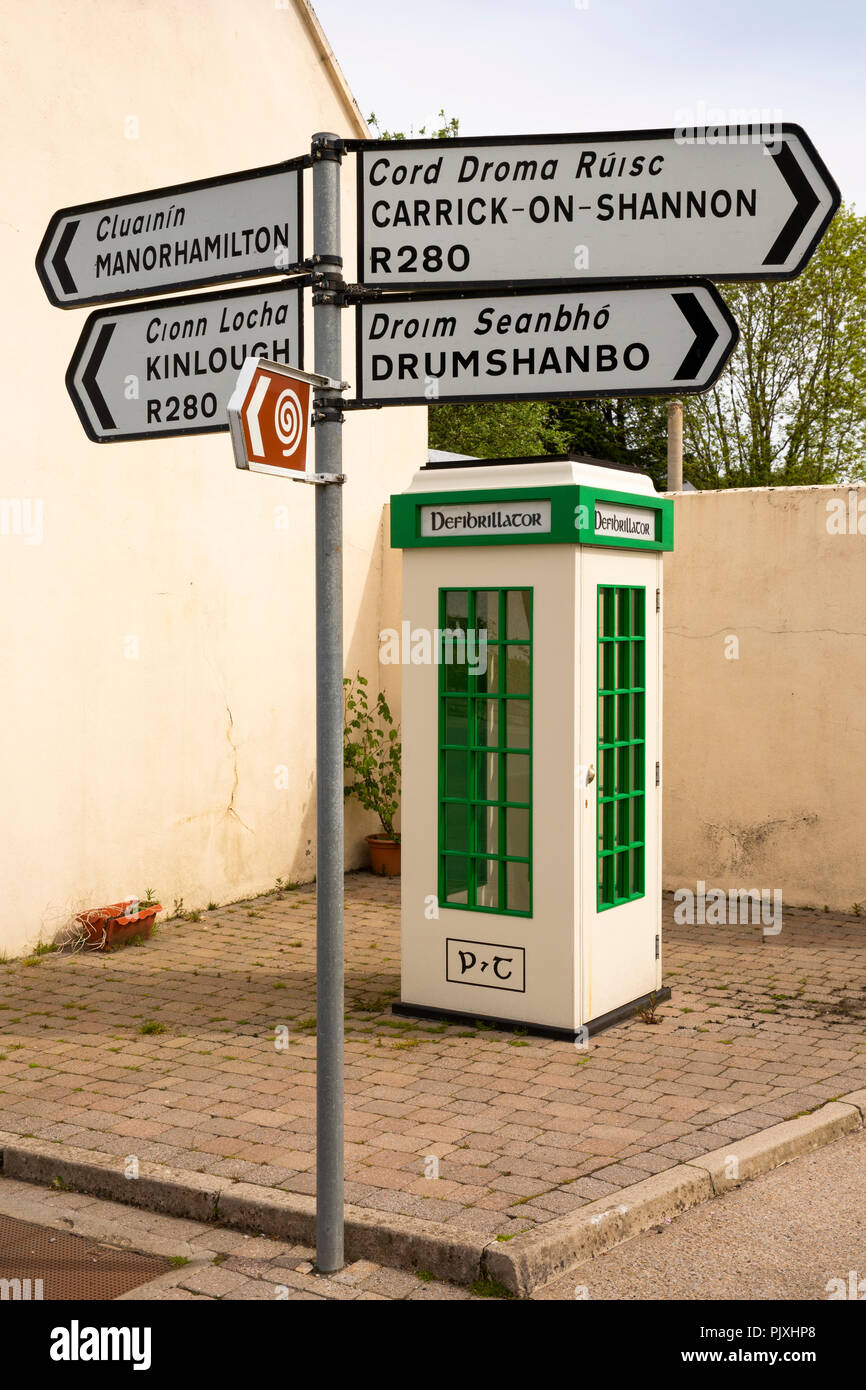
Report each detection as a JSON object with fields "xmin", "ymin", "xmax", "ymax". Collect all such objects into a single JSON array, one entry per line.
[{"xmin": 1, "ymin": 874, "xmax": 865, "ymax": 1282}]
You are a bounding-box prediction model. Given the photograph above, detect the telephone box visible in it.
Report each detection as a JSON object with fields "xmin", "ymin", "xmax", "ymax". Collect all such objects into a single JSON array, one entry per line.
[{"xmin": 389, "ymin": 454, "xmax": 674, "ymax": 1039}]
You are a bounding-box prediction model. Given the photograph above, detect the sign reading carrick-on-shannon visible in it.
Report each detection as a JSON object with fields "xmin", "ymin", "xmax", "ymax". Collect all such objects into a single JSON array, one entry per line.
[
  {"xmin": 37, "ymin": 161, "xmax": 304, "ymax": 308},
  {"xmin": 351, "ymin": 125, "xmax": 839, "ymax": 288},
  {"xmin": 66, "ymin": 282, "xmax": 304, "ymax": 443},
  {"xmin": 354, "ymin": 281, "xmax": 738, "ymax": 407}
]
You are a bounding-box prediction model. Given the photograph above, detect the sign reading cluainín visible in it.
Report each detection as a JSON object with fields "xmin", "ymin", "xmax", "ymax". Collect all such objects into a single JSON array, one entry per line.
[
  {"xmin": 350, "ymin": 126, "xmax": 839, "ymax": 288},
  {"xmin": 37, "ymin": 160, "xmax": 303, "ymax": 308}
]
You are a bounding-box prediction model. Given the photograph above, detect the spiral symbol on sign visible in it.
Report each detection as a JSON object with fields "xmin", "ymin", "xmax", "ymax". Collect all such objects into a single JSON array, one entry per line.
[{"xmin": 275, "ymin": 388, "xmax": 303, "ymax": 457}]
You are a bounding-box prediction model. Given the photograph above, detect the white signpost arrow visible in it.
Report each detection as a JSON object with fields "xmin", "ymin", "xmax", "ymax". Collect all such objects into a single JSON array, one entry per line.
[
  {"xmin": 351, "ymin": 125, "xmax": 839, "ymax": 288},
  {"xmin": 66, "ymin": 282, "xmax": 303, "ymax": 442},
  {"xmin": 37, "ymin": 160, "xmax": 304, "ymax": 308},
  {"xmin": 354, "ymin": 281, "xmax": 738, "ymax": 407}
]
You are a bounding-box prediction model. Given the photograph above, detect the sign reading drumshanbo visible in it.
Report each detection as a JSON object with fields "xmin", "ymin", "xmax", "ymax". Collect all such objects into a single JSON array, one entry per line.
[
  {"xmin": 66, "ymin": 282, "xmax": 303, "ymax": 442},
  {"xmin": 351, "ymin": 126, "xmax": 839, "ymax": 287},
  {"xmin": 37, "ymin": 161, "xmax": 304, "ymax": 308},
  {"xmin": 354, "ymin": 282, "xmax": 738, "ymax": 407}
]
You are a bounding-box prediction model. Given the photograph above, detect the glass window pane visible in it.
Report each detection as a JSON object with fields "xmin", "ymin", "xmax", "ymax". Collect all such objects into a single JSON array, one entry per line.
[
  {"xmin": 505, "ymin": 753, "xmax": 530, "ymax": 804},
  {"xmin": 616, "ymin": 745, "xmax": 630, "ymax": 794},
  {"xmin": 474, "ymin": 803, "xmax": 498, "ymax": 857},
  {"xmin": 601, "ymin": 641, "xmax": 615, "ymax": 691},
  {"xmin": 443, "ymin": 698, "xmax": 469, "ymax": 745},
  {"xmin": 505, "ymin": 807, "xmax": 530, "ymax": 858},
  {"xmin": 616, "ymin": 641, "xmax": 631, "ymax": 690},
  {"xmin": 601, "ymin": 749, "xmax": 615, "ymax": 798},
  {"xmin": 598, "ymin": 587, "xmax": 613, "ymax": 638},
  {"xmin": 632, "ymin": 744, "xmax": 644, "ymax": 791},
  {"xmin": 476, "ymin": 751, "xmax": 498, "ymax": 803},
  {"xmin": 443, "ymin": 856, "xmax": 469, "ymax": 904},
  {"xmin": 474, "ymin": 857, "xmax": 500, "ymax": 909},
  {"xmin": 444, "ymin": 590, "xmax": 468, "ymax": 630},
  {"xmin": 443, "ymin": 801, "xmax": 469, "ymax": 852},
  {"xmin": 443, "ymin": 749, "xmax": 468, "ymax": 799},
  {"xmin": 474, "ymin": 643, "xmax": 498, "ymax": 694},
  {"xmin": 506, "ymin": 590, "xmax": 531, "ymax": 641},
  {"xmin": 475, "ymin": 591, "xmax": 499, "ymax": 641},
  {"xmin": 504, "ymin": 699, "xmax": 530, "ymax": 749},
  {"xmin": 615, "ymin": 851, "xmax": 630, "ymax": 900},
  {"xmin": 475, "ymin": 698, "xmax": 500, "ymax": 748},
  {"xmin": 442, "ymin": 653, "xmax": 468, "ymax": 692},
  {"xmin": 506, "ymin": 860, "xmax": 530, "ymax": 913},
  {"xmin": 505, "ymin": 644, "xmax": 531, "ymax": 694},
  {"xmin": 632, "ymin": 642, "xmax": 645, "ymax": 689},
  {"xmin": 631, "ymin": 589, "xmax": 645, "ymax": 637},
  {"xmin": 616, "ymin": 588, "xmax": 630, "ymax": 637},
  {"xmin": 616, "ymin": 693, "xmax": 630, "ymax": 741}
]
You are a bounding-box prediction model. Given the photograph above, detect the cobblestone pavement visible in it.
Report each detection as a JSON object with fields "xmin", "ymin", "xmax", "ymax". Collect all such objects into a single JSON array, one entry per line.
[
  {"xmin": 1, "ymin": 874, "xmax": 865, "ymax": 1244},
  {"xmin": 0, "ymin": 1174, "xmax": 485, "ymax": 1300}
]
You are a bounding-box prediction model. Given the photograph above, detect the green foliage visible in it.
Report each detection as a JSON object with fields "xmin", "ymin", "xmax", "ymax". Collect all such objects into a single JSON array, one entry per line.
[
  {"xmin": 684, "ymin": 204, "xmax": 866, "ymax": 486},
  {"xmin": 429, "ymin": 398, "xmax": 568, "ymax": 459},
  {"xmin": 343, "ymin": 675, "xmax": 402, "ymax": 841}
]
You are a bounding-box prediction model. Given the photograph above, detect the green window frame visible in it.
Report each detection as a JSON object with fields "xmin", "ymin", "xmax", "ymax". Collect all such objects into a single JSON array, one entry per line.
[
  {"xmin": 438, "ymin": 587, "xmax": 533, "ymax": 917},
  {"xmin": 597, "ymin": 585, "xmax": 646, "ymax": 911}
]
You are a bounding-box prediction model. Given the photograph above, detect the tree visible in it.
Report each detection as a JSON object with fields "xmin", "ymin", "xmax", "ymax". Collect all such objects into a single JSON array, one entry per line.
[
  {"xmin": 368, "ymin": 113, "xmax": 866, "ymax": 486},
  {"xmin": 681, "ymin": 205, "xmax": 866, "ymax": 487}
]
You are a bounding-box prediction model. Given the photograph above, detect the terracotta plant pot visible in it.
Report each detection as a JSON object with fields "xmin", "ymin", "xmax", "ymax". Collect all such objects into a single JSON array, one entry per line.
[
  {"xmin": 366, "ymin": 834, "xmax": 401, "ymax": 877},
  {"xmin": 75, "ymin": 901, "xmax": 162, "ymax": 951}
]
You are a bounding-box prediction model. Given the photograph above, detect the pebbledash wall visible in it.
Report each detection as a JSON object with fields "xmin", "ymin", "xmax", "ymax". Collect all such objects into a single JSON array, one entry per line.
[
  {"xmin": 0, "ymin": 0, "xmax": 425, "ymax": 955},
  {"xmin": 662, "ymin": 482, "xmax": 866, "ymax": 913}
]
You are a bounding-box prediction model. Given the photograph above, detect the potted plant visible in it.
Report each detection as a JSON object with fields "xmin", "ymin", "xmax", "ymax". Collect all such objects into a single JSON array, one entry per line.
[
  {"xmin": 74, "ymin": 889, "xmax": 162, "ymax": 951},
  {"xmin": 343, "ymin": 674, "xmax": 401, "ymax": 876}
]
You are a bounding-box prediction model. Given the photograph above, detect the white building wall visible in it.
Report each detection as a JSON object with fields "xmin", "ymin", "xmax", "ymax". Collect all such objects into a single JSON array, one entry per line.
[{"xmin": 0, "ymin": 0, "xmax": 425, "ymax": 953}]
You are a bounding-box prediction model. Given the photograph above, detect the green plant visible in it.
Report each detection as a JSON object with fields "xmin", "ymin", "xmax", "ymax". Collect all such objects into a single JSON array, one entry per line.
[
  {"xmin": 139, "ymin": 1020, "xmax": 166, "ymax": 1035},
  {"xmin": 343, "ymin": 674, "xmax": 401, "ymax": 841},
  {"xmin": 470, "ymin": 1274, "xmax": 514, "ymax": 1299},
  {"xmin": 637, "ymin": 992, "xmax": 663, "ymax": 1025}
]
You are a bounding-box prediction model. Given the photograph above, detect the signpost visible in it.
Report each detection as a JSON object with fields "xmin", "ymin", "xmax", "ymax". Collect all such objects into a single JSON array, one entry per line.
[
  {"xmin": 66, "ymin": 282, "xmax": 303, "ymax": 442},
  {"xmin": 39, "ymin": 117, "xmax": 842, "ymax": 1279},
  {"xmin": 351, "ymin": 125, "xmax": 840, "ymax": 289},
  {"xmin": 37, "ymin": 160, "xmax": 304, "ymax": 308},
  {"xmin": 228, "ymin": 356, "xmax": 336, "ymax": 479},
  {"xmin": 354, "ymin": 281, "xmax": 738, "ymax": 407}
]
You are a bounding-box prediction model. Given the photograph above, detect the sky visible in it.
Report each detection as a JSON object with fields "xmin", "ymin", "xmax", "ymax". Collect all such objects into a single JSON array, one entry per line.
[{"xmin": 312, "ymin": 0, "xmax": 865, "ymax": 208}]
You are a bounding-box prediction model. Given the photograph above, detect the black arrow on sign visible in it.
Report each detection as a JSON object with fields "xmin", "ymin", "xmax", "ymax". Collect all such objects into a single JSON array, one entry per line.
[
  {"xmin": 51, "ymin": 220, "xmax": 79, "ymax": 295},
  {"xmin": 763, "ymin": 142, "xmax": 820, "ymax": 267},
  {"xmin": 80, "ymin": 322, "xmax": 117, "ymax": 430},
  {"xmin": 672, "ymin": 292, "xmax": 720, "ymax": 381}
]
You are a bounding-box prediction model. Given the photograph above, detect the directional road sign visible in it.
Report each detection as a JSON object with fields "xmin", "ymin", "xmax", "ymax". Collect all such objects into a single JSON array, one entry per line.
[
  {"xmin": 351, "ymin": 125, "xmax": 839, "ymax": 289},
  {"xmin": 66, "ymin": 282, "xmax": 304, "ymax": 442},
  {"xmin": 228, "ymin": 356, "xmax": 331, "ymax": 478},
  {"xmin": 353, "ymin": 281, "xmax": 738, "ymax": 407},
  {"xmin": 37, "ymin": 160, "xmax": 304, "ymax": 308}
]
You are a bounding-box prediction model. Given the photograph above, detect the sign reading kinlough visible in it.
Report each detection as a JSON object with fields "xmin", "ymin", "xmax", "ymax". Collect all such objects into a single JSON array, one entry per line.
[{"xmin": 420, "ymin": 499, "xmax": 551, "ymax": 538}]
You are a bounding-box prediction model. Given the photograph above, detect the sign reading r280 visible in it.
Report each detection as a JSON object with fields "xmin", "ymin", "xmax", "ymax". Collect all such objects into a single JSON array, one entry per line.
[{"xmin": 351, "ymin": 126, "xmax": 840, "ymax": 290}]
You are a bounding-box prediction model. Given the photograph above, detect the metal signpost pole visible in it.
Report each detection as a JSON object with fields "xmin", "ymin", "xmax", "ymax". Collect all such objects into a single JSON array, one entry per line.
[{"xmin": 311, "ymin": 131, "xmax": 345, "ymax": 1273}]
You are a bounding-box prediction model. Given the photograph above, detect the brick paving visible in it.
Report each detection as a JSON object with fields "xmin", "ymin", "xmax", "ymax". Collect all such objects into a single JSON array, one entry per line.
[
  {"xmin": 1, "ymin": 874, "xmax": 865, "ymax": 1244},
  {"xmin": 0, "ymin": 1174, "xmax": 482, "ymax": 1300}
]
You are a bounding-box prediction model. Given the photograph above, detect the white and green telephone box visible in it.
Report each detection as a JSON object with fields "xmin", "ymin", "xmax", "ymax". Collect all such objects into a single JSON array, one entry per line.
[{"xmin": 389, "ymin": 455, "xmax": 674, "ymax": 1039}]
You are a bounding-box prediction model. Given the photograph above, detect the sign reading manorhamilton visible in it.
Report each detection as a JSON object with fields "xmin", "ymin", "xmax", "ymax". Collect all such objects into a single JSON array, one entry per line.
[{"xmin": 37, "ymin": 160, "xmax": 304, "ymax": 308}]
